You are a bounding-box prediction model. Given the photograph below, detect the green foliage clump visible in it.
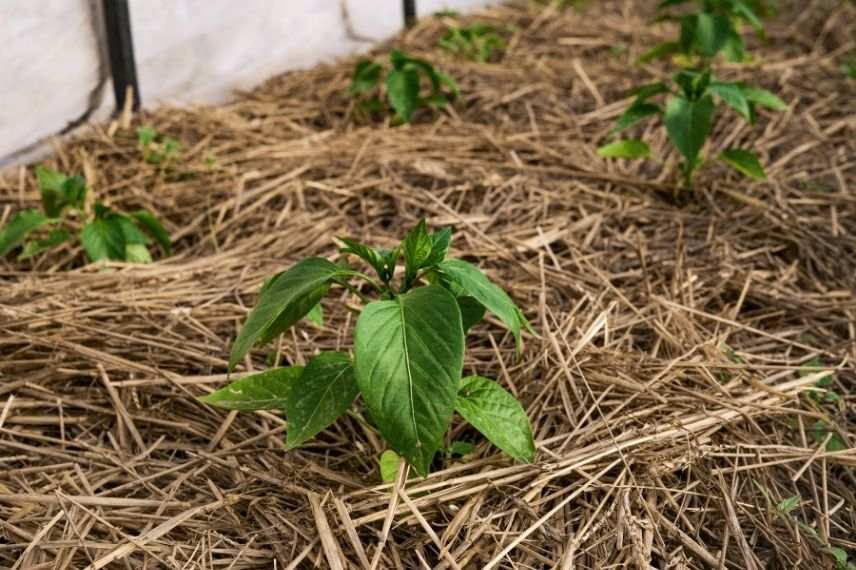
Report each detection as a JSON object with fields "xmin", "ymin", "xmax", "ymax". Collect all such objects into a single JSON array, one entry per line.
[
  {"xmin": 438, "ymin": 23, "xmax": 506, "ymax": 62},
  {"xmin": 348, "ymin": 50, "xmax": 459, "ymax": 123},
  {"xmin": 0, "ymin": 166, "xmax": 171, "ymax": 264},
  {"xmin": 137, "ymin": 126, "xmax": 182, "ymax": 170},
  {"xmin": 202, "ymin": 220, "xmax": 536, "ymax": 476},
  {"xmin": 599, "ymin": 0, "xmax": 787, "ymax": 186}
]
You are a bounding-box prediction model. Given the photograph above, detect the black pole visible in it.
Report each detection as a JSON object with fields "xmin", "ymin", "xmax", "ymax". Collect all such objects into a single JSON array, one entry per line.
[
  {"xmin": 403, "ymin": 0, "xmax": 417, "ymax": 26},
  {"xmin": 102, "ymin": 0, "xmax": 141, "ymax": 112}
]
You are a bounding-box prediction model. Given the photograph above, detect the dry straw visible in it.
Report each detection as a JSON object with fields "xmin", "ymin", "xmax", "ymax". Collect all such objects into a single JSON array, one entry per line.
[{"xmin": 1, "ymin": 0, "xmax": 855, "ymax": 568}]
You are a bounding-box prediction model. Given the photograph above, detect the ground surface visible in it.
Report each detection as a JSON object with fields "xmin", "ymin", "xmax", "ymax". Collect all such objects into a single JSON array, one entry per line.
[{"xmin": 1, "ymin": 1, "xmax": 855, "ymax": 568}]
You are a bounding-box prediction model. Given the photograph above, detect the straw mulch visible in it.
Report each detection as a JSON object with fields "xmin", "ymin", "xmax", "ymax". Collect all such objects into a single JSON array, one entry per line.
[{"xmin": 2, "ymin": 1, "xmax": 855, "ymax": 568}]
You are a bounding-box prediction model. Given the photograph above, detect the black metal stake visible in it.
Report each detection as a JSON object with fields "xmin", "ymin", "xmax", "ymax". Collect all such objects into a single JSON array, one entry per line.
[
  {"xmin": 102, "ymin": 0, "xmax": 141, "ymax": 112},
  {"xmin": 404, "ymin": 0, "xmax": 417, "ymax": 27}
]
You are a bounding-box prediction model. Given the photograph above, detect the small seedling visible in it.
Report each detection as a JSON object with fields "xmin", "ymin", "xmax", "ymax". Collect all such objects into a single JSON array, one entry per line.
[
  {"xmin": 137, "ymin": 126, "xmax": 182, "ymax": 169},
  {"xmin": 599, "ymin": 0, "xmax": 786, "ymax": 186},
  {"xmin": 808, "ymin": 420, "xmax": 847, "ymax": 452},
  {"xmin": 348, "ymin": 50, "xmax": 459, "ymax": 123},
  {"xmin": 0, "ymin": 166, "xmax": 171, "ymax": 264},
  {"xmin": 202, "ymin": 220, "xmax": 536, "ymax": 476},
  {"xmin": 799, "ymin": 357, "xmax": 840, "ymax": 404},
  {"xmin": 438, "ymin": 23, "xmax": 506, "ymax": 63}
]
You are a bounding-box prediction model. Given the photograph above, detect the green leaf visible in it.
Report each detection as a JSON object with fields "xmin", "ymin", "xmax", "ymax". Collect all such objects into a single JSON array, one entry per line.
[
  {"xmin": 439, "ymin": 258, "xmax": 523, "ymax": 348},
  {"xmin": 137, "ymin": 126, "xmax": 157, "ymax": 147},
  {"xmin": 354, "ymin": 285, "xmax": 464, "ymax": 475},
  {"xmin": 776, "ymin": 495, "xmax": 801, "ymax": 514},
  {"xmin": 733, "ymin": 0, "xmax": 764, "ymax": 34},
  {"xmin": 229, "ymin": 257, "xmax": 340, "ymax": 371},
  {"xmin": 17, "ymin": 228, "xmax": 70, "ymax": 260},
  {"xmin": 200, "ymin": 367, "xmax": 303, "ymax": 410},
  {"xmin": 339, "ymin": 237, "xmax": 388, "ymax": 281},
  {"xmin": 456, "ymin": 376, "xmax": 535, "ymax": 463},
  {"xmin": 379, "ymin": 450, "xmax": 402, "ymax": 482},
  {"xmin": 720, "ymin": 149, "xmax": 766, "ymax": 180},
  {"xmin": 722, "ymin": 30, "xmax": 747, "ymax": 62},
  {"xmin": 305, "ymin": 303, "xmax": 324, "ymax": 327},
  {"xmin": 62, "ymin": 176, "xmax": 87, "ymax": 210},
  {"xmin": 709, "ymin": 81, "xmax": 751, "ymax": 120},
  {"xmin": 611, "ymin": 103, "xmax": 661, "ymax": 134},
  {"xmin": 349, "ymin": 60, "xmax": 383, "ymax": 95},
  {"xmin": 639, "ymin": 41, "xmax": 680, "ymax": 63},
  {"xmin": 257, "ymin": 282, "xmax": 330, "ymax": 349},
  {"xmin": 124, "ymin": 243, "xmax": 152, "ymax": 263},
  {"xmin": 286, "ymin": 352, "xmax": 358, "ymax": 448},
  {"xmin": 386, "ymin": 68, "xmax": 421, "ymax": 123},
  {"xmin": 597, "ymin": 139, "xmax": 651, "ymax": 159},
  {"xmin": 628, "ymin": 81, "xmax": 670, "ymax": 103},
  {"xmin": 448, "ymin": 440, "xmax": 475, "ymax": 456},
  {"xmin": 664, "ymin": 95, "xmax": 714, "ymax": 168},
  {"xmin": 35, "ymin": 166, "xmax": 69, "ymax": 218},
  {"xmin": 403, "ymin": 219, "xmax": 434, "ymax": 286},
  {"xmin": 81, "ymin": 218, "xmax": 126, "ymax": 262},
  {"xmin": 457, "ymin": 296, "xmax": 486, "ymax": 333},
  {"xmin": 740, "ymin": 86, "xmax": 787, "ymax": 110},
  {"xmin": 694, "ymin": 13, "xmax": 735, "ymax": 58},
  {"xmin": 130, "ymin": 210, "xmax": 172, "ymax": 256},
  {"xmin": 0, "ymin": 209, "xmax": 49, "ymax": 257},
  {"xmin": 114, "ymin": 214, "xmax": 150, "ymax": 245},
  {"xmin": 426, "ymin": 227, "xmax": 452, "ymax": 266}
]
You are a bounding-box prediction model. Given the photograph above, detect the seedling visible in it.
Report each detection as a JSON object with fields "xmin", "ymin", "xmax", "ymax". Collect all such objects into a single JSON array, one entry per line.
[
  {"xmin": 438, "ymin": 23, "xmax": 506, "ymax": 63},
  {"xmin": 0, "ymin": 166, "xmax": 172, "ymax": 264},
  {"xmin": 348, "ymin": 50, "xmax": 459, "ymax": 123},
  {"xmin": 202, "ymin": 220, "xmax": 536, "ymax": 475},
  {"xmin": 599, "ymin": 0, "xmax": 786, "ymax": 186},
  {"xmin": 642, "ymin": 0, "xmax": 770, "ymax": 65},
  {"xmin": 137, "ymin": 126, "xmax": 182, "ymax": 169},
  {"xmin": 799, "ymin": 357, "xmax": 840, "ymax": 404}
]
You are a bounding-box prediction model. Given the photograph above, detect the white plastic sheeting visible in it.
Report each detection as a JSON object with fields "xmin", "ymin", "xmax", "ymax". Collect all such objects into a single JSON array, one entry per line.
[{"xmin": 0, "ymin": 0, "xmax": 495, "ymax": 166}]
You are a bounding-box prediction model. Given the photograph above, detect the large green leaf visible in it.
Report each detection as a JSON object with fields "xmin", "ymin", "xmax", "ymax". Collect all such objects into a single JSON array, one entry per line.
[
  {"xmin": 130, "ymin": 210, "xmax": 172, "ymax": 256},
  {"xmin": 354, "ymin": 285, "xmax": 464, "ymax": 475},
  {"xmin": 229, "ymin": 258, "xmax": 340, "ymax": 371},
  {"xmin": 720, "ymin": 149, "xmax": 766, "ymax": 179},
  {"xmin": 386, "ymin": 68, "xmax": 421, "ymax": 123},
  {"xmin": 456, "ymin": 376, "xmax": 535, "ymax": 463},
  {"xmin": 81, "ymin": 218, "xmax": 126, "ymax": 262},
  {"xmin": 0, "ymin": 209, "xmax": 49, "ymax": 256},
  {"xmin": 256, "ymin": 283, "xmax": 330, "ymax": 346},
  {"xmin": 200, "ymin": 367, "xmax": 303, "ymax": 410},
  {"xmin": 664, "ymin": 94, "xmax": 715, "ymax": 168},
  {"xmin": 286, "ymin": 352, "xmax": 358, "ymax": 448},
  {"xmin": 439, "ymin": 258, "xmax": 523, "ymax": 347}
]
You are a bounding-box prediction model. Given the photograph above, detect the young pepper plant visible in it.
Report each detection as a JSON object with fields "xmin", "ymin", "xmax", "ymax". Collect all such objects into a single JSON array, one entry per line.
[
  {"xmin": 202, "ymin": 220, "xmax": 536, "ymax": 476},
  {"xmin": 438, "ymin": 23, "xmax": 506, "ymax": 63},
  {"xmin": 0, "ymin": 166, "xmax": 172, "ymax": 263},
  {"xmin": 349, "ymin": 50, "xmax": 459, "ymax": 123},
  {"xmin": 598, "ymin": 0, "xmax": 786, "ymax": 185}
]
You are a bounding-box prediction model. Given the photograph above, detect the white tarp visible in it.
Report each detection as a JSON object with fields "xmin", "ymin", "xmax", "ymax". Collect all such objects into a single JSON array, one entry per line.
[{"xmin": 0, "ymin": 0, "xmax": 494, "ymax": 167}]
